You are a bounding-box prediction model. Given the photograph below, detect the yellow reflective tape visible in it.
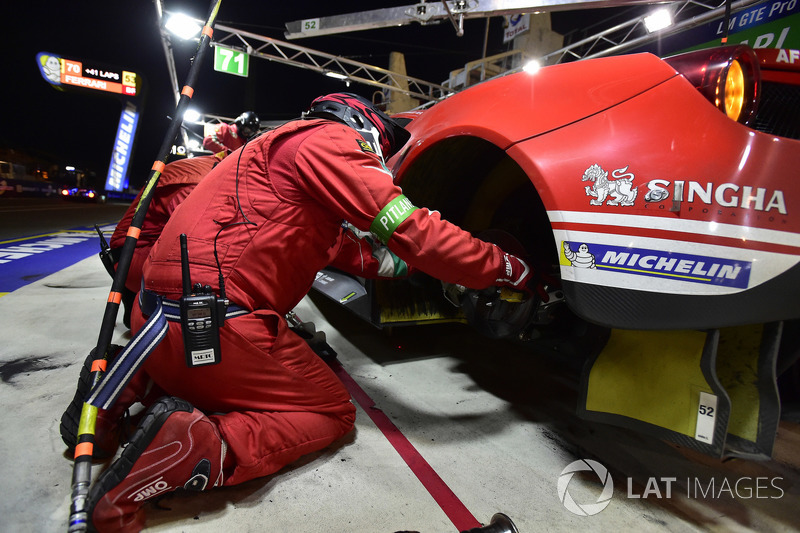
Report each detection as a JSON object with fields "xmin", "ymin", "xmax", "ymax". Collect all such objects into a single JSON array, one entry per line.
[
  {"xmin": 136, "ymin": 172, "xmax": 161, "ymax": 212},
  {"xmin": 78, "ymin": 403, "xmax": 98, "ymax": 436}
]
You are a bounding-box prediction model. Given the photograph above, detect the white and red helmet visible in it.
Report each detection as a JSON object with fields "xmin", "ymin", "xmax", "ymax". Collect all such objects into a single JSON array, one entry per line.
[{"xmin": 306, "ymin": 93, "xmax": 410, "ymax": 159}]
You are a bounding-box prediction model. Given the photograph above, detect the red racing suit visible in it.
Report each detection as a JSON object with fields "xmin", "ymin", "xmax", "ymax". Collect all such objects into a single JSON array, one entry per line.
[
  {"xmin": 109, "ymin": 155, "xmax": 219, "ymax": 295},
  {"xmin": 202, "ymin": 122, "xmax": 245, "ymax": 154},
  {"xmin": 135, "ymin": 118, "xmax": 512, "ymax": 486}
]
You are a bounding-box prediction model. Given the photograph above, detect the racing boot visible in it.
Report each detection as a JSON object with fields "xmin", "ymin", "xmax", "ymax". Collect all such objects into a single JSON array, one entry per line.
[
  {"xmin": 87, "ymin": 396, "xmax": 227, "ymax": 533},
  {"xmin": 60, "ymin": 345, "xmax": 137, "ymax": 459},
  {"xmin": 61, "ymin": 344, "xmax": 161, "ymax": 460}
]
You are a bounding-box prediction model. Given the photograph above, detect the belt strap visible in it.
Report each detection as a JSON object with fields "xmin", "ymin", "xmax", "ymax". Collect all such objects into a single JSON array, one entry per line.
[
  {"xmin": 87, "ymin": 297, "xmax": 169, "ymax": 410},
  {"xmin": 87, "ymin": 290, "xmax": 249, "ymax": 411},
  {"xmin": 138, "ymin": 289, "xmax": 250, "ymax": 321}
]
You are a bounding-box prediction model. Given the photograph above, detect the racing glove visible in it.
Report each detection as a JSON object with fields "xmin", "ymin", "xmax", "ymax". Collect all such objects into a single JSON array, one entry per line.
[{"xmin": 496, "ymin": 253, "xmax": 550, "ymax": 302}]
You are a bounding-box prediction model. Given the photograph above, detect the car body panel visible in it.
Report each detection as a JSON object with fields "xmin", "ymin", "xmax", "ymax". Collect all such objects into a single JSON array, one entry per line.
[
  {"xmin": 334, "ymin": 45, "xmax": 800, "ymax": 458},
  {"xmin": 385, "ymin": 49, "xmax": 800, "ymax": 330},
  {"xmin": 394, "ymin": 53, "xmax": 679, "ymax": 153}
]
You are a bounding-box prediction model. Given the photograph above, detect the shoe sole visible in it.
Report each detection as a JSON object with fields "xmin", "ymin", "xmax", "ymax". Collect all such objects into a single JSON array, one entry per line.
[{"xmin": 86, "ymin": 396, "xmax": 194, "ymax": 512}]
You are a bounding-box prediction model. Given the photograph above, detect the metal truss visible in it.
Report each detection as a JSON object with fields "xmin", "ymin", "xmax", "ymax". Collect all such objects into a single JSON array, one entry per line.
[
  {"xmin": 161, "ymin": 0, "xmax": 768, "ymax": 111},
  {"xmin": 164, "ymin": 12, "xmax": 452, "ymax": 103},
  {"xmin": 284, "ymin": 0, "xmax": 668, "ymax": 39},
  {"xmin": 539, "ymin": 0, "xmax": 765, "ymax": 64}
]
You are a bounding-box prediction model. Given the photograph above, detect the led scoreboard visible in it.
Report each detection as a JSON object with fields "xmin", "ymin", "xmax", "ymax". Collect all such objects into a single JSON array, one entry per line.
[
  {"xmin": 60, "ymin": 58, "xmax": 138, "ymax": 96},
  {"xmin": 37, "ymin": 52, "xmax": 141, "ymax": 192},
  {"xmin": 36, "ymin": 52, "xmax": 138, "ymax": 96}
]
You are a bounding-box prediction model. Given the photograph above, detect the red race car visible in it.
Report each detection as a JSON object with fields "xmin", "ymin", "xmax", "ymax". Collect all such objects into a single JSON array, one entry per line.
[{"xmin": 313, "ymin": 44, "xmax": 800, "ymax": 459}]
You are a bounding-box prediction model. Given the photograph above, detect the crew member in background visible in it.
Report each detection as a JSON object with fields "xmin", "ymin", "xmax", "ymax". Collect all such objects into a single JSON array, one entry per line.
[
  {"xmin": 108, "ymin": 154, "xmax": 223, "ymax": 328},
  {"xmin": 202, "ymin": 110, "xmax": 260, "ymax": 155},
  {"xmin": 83, "ymin": 93, "xmax": 543, "ymax": 532}
]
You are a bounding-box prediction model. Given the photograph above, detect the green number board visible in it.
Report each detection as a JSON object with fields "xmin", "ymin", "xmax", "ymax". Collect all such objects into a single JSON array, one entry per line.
[{"xmin": 214, "ymin": 46, "xmax": 249, "ymax": 77}]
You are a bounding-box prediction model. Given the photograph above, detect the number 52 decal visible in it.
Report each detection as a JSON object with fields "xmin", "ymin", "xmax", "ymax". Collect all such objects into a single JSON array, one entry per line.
[{"xmin": 695, "ymin": 391, "xmax": 718, "ymax": 444}]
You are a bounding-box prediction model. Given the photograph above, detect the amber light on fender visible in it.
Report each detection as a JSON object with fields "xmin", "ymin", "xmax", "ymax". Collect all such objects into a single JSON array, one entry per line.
[
  {"xmin": 665, "ymin": 45, "xmax": 760, "ymax": 125},
  {"xmin": 722, "ymin": 59, "xmax": 745, "ymax": 120}
]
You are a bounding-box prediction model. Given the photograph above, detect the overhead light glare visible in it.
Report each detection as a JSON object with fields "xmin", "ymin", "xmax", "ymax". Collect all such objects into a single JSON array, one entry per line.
[
  {"xmin": 325, "ymin": 71, "xmax": 349, "ymax": 80},
  {"xmin": 523, "ymin": 60, "xmax": 541, "ymax": 74},
  {"xmin": 644, "ymin": 8, "xmax": 673, "ymax": 33},
  {"xmin": 166, "ymin": 13, "xmax": 201, "ymax": 40},
  {"xmin": 183, "ymin": 108, "xmax": 202, "ymax": 123}
]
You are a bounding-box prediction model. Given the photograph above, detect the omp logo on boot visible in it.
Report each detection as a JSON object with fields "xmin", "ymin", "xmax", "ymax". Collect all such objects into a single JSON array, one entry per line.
[
  {"xmin": 131, "ymin": 476, "xmax": 171, "ymax": 502},
  {"xmin": 557, "ymin": 459, "xmax": 614, "ymax": 516}
]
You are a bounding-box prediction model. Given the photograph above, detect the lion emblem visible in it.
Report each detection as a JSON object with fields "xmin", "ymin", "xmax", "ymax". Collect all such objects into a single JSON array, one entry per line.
[{"xmin": 582, "ymin": 164, "xmax": 638, "ymax": 206}]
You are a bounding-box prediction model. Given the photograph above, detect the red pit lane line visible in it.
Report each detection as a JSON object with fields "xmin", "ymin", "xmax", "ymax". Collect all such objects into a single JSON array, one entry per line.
[{"xmin": 331, "ymin": 361, "xmax": 481, "ymax": 532}]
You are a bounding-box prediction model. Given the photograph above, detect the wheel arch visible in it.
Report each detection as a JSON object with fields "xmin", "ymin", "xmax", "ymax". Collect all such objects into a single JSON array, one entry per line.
[{"xmin": 396, "ymin": 134, "xmax": 558, "ymax": 266}]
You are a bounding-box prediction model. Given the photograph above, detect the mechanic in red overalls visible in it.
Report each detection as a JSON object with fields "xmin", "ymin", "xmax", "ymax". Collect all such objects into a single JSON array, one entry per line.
[
  {"xmin": 108, "ymin": 154, "xmax": 222, "ymax": 328},
  {"xmin": 202, "ymin": 110, "xmax": 259, "ymax": 155},
  {"xmin": 86, "ymin": 93, "xmax": 538, "ymax": 532}
]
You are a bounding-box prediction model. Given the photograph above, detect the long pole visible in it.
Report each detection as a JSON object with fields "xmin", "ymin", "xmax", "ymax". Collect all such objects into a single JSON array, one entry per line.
[{"xmin": 66, "ymin": 2, "xmax": 222, "ymax": 531}]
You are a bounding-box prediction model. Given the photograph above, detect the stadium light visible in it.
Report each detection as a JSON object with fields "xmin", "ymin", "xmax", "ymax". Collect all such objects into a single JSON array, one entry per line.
[
  {"xmin": 183, "ymin": 108, "xmax": 202, "ymax": 123},
  {"xmin": 165, "ymin": 13, "xmax": 201, "ymax": 40},
  {"xmin": 324, "ymin": 71, "xmax": 349, "ymax": 80},
  {"xmin": 523, "ymin": 60, "xmax": 541, "ymax": 74},
  {"xmin": 644, "ymin": 8, "xmax": 673, "ymax": 33}
]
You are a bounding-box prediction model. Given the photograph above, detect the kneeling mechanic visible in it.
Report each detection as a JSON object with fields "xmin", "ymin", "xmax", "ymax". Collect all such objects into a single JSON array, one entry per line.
[{"xmin": 69, "ymin": 93, "xmax": 542, "ymax": 532}]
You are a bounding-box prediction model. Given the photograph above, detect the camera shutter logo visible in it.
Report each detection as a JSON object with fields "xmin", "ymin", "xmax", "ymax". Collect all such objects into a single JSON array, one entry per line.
[{"xmin": 557, "ymin": 459, "xmax": 614, "ymax": 516}]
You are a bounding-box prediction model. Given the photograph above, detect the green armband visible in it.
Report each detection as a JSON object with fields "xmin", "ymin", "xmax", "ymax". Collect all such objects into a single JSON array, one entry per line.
[{"xmin": 370, "ymin": 194, "xmax": 418, "ymax": 244}]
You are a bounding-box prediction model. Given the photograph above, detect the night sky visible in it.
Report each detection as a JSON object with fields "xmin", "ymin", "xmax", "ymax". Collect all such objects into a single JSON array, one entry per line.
[{"xmin": 6, "ymin": 1, "xmax": 530, "ymax": 190}]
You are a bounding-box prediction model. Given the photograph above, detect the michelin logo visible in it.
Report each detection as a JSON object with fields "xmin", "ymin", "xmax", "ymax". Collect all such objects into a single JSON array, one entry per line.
[
  {"xmin": 563, "ymin": 242, "xmax": 596, "ymax": 268},
  {"xmin": 561, "ymin": 241, "xmax": 751, "ymax": 288}
]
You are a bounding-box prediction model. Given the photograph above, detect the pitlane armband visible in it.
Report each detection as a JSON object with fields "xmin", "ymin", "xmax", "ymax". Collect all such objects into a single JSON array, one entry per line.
[{"xmin": 370, "ymin": 194, "xmax": 418, "ymax": 244}]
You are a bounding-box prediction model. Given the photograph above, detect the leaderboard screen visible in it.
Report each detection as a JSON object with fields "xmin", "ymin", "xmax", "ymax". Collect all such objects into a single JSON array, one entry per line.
[
  {"xmin": 61, "ymin": 58, "xmax": 138, "ymax": 96},
  {"xmin": 37, "ymin": 52, "xmax": 138, "ymax": 96}
]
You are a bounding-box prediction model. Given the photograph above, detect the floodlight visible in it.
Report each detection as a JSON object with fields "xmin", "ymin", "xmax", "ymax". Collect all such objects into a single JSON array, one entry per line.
[
  {"xmin": 183, "ymin": 108, "xmax": 202, "ymax": 123},
  {"xmin": 166, "ymin": 13, "xmax": 201, "ymax": 40},
  {"xmin": 325, "ymin": 71, "xmax": 349, "ymax": 80},
  {"xmin": 644, "ymin": 8, "xmax": 673, "ymax": 33},
  {"xmin": 523, "ymin": 60, "xmax": 541, "ymax": 74}
]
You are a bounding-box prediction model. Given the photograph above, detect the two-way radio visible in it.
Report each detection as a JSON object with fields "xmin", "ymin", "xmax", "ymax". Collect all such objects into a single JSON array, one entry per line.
[{"xmin": 179, "ymin": 234, "xmax": 226, "ymax": 367}]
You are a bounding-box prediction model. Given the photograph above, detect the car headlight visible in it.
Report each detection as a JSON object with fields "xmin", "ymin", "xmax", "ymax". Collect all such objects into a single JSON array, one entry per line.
[{"xmin": 664, "ymin": 45, "xmax": 760, "ymax": 125}]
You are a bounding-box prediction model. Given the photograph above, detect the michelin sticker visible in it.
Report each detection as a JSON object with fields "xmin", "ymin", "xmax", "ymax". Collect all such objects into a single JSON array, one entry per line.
[{"xmin": 561, "ymin": 241, "xmax": 751, "ymax": 288}]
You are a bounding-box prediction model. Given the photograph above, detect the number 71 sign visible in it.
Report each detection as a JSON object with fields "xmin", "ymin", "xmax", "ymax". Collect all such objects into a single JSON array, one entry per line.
[{"xmin": 213, "ymin": 46, "xmax": 249, "ymax": 78}]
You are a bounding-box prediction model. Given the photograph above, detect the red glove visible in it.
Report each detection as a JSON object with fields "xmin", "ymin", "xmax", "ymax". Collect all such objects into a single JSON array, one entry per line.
[
  {"xmin": 496, "ymin": 253, "xmax": 551, "ymax": 302},
  {"xmin": 497, "ymin": 253, "xmax": 531, "ymax": 288}
]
